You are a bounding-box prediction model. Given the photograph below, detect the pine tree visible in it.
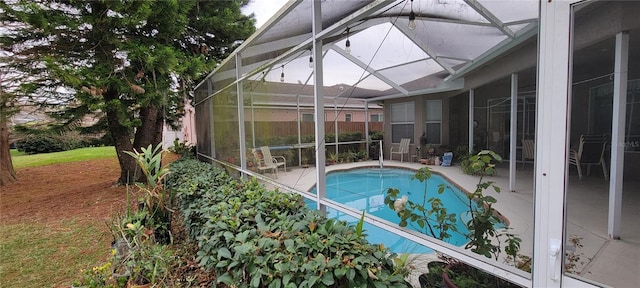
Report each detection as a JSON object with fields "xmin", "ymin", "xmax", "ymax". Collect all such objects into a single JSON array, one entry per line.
[{"xmin": 0, "ymin": 0, "xmax": 255, "ymax": 184}]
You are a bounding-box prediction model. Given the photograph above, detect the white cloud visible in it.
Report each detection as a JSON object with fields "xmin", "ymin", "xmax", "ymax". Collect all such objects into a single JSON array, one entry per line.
[{"xmin": 242, "ymin": 0, "xmax": 289, "ymax": 28}]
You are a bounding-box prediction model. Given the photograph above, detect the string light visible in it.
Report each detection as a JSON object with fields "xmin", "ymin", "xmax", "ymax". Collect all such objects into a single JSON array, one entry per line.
[
  {"xmin": 345, "ymin": 27, "xmax": 351, "ymax": 54},
  {"xmin": 280, "ymin": 65, "xmax": 285, "ymax": 82},
  {"xmin": 408, "ymin": 0, "xmax": 416, "ymax": 30}
]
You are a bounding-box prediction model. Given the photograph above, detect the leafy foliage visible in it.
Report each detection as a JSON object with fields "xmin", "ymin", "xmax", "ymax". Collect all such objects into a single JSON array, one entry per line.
[
  {"xmin": 386, "ymin": 150, "xmax": 522, "ymax": 287},
  {"xmin": 105, "ymin": 208, "xmax": 174, "ymax": 287},
  {"xmin": 1, "ymin": 0, "xmax": 255, "ymax": 183},
  {"xmin": 443, "ymin": 263, "xmax": 521, "ymax": 288},
  {"xmin": 73, "ymin": 262, "xmax": 113, "ymax": 288},
  {"xmin": 385, "ymin": 167, "xmax": 459, "ymax": 241},
  {"xmin": 166, "ymin": 159, "xmax": 411, "ymax": 287},
  {"xmin": 15, "ymin": 134, "xmax": 65, "ymax": 154},
  {"xmin": 15, "ymin": 134, "xmax": 85, "ymax": 154},
  {"xmin": 87, "ymin": 144, "xmax": 176, "ymax": 287},
  {"xmin": 124, "ymin": 144, "xmax": 169, "ymax": 188},
  {"xmin": 124, "ymin": 144, "xmax": 173, "ymax": 244},
  {"xmin": 168, "ymin": 138, "xmax": 195, "ymax": 158}
]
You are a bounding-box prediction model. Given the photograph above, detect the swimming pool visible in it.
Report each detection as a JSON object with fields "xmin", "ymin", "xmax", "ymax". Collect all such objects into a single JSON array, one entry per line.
[{"xmin": 308, "ymin": 167, "xmax": 476, "ymax": 254}]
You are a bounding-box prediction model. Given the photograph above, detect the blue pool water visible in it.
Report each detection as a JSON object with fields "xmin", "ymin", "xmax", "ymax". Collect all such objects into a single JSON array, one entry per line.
[{"xmin": 308, "ymin": 168, "xmax": 475, "ymax": 254}]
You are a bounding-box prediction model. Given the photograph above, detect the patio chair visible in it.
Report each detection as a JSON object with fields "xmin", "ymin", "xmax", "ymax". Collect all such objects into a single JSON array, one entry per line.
[
  {"xmin": 569, "ymin": 134, "xmax": 608, "ymax": 180},
  {"xmin": 390, "ymin": 138, "xmax": 410, "ymax": 162},
  {"xmin": 260, "ymin": 146, "xmax": 287, "ymax": 176},
  {"xmin": 251, "ymin": 148, "xmax": 278, "ymax": 177},
  {"xmin": 521, "ymin": 139, "xmax": 535, "ymax": 168}
]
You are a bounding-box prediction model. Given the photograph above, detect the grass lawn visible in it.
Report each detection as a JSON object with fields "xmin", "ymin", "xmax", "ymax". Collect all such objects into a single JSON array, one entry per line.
[
  {"xmin": 11, "ymin": 146, "xmax": 116, "ymax": 169},
  {"xmin": 9, "ymin": 149, "xmax": 25, "ymax": 157},
  {"xmin": 0, "ymin": 219, "xmax": 112, "ymax": 287}
]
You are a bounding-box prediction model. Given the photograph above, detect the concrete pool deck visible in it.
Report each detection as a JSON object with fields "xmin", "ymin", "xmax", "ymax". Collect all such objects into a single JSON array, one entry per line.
[{"xmin": 256, "ymin": 160, "xmax": 639, "ymax": 287}]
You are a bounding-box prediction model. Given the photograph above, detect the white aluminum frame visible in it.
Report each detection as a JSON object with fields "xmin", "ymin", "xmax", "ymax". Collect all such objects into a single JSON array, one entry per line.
[{"xmin": 534, "ymin": 0, "xmax": 599, "ymax": 287}]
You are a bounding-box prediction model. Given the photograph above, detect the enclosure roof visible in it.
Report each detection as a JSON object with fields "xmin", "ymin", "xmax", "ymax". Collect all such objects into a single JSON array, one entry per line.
[{"xmin": 197, "ymin": 0, "xmax": 538, "ymax": 101}]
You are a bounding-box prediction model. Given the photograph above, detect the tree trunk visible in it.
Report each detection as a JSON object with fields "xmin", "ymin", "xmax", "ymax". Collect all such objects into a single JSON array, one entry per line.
[
  {"xmin": 0, "ymin": 117, "xmax": 17, "ymax": 186},
  {"xmin": 104, "ymin": 89, "xmax": 166, "ymax": 184},
  {"xmin": 133, "ymin": 105, "xmax": 161, "ymax": 149},
  {"xmin": 104, "ymin": 90, "xmax": 138, "ymax": 184},
  {"xmin": 132, "ymin": 105, "xmax": 164, "ymax": 176},
  {"xmin": 153, "ymin": 109, "xmax": 164, "ymax": 146}
]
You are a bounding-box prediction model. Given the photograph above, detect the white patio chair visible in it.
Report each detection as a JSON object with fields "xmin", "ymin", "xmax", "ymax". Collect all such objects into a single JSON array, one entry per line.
[
  {"xmin": 521, "ymin": 139, "xmax": 535, "ymax": 168},
  {"xmin": 251, "ymin": 148, "xmax": 278, "ymax": 177},
  {"xmin": 260, "ymin": 146, "xmax": 287, "ymax": 176},
  {"xmin": 569, "ymin": 134, "xmax": 608, "ymax": 180},
  {"xmin": 390, "ymin": 138, "xmax": 411, "ymax": 162}
]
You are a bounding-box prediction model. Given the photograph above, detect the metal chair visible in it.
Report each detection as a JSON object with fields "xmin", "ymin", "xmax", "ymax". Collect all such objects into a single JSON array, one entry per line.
[{"xmin": 569, "ymin": 134, "xmax": 608, "ymax": 180}]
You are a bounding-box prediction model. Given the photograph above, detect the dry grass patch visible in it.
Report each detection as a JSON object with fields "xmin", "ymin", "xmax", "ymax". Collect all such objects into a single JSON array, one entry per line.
[{"xmin": 0, "ymin": 218, "xmax": 112, "ymax": 287}]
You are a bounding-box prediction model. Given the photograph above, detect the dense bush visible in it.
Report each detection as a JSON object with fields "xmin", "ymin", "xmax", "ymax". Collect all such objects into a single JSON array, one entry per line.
[
  {"xmin": 83, "ymin": 133, "xmax": 114, "ymax": 147},
  {"xmin": 369, "ymin": 131, "xmax": 383, "ymax": 141},
  {"xmin": 167, "ymin": 159, "xmax": 410, "ymax": 288},
  {"xmin": 15, "ymin": 134, "xmax": 84, "ymax": 154},
  {"xmin": 168, "ymin": 139, "xmax": 196, "ymax": 158}
]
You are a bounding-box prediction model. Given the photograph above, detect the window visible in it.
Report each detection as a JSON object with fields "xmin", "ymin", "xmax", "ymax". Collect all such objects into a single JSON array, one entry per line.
[
  {"xmin": 301, "ymin": 113, "xmax": 314, "ymax": 122},
  {"xmin": 391, "ymin": 102, "xmax": 414, "ymax": 143},
  {"xmin": 424, "ymin": 100, "xmax": 442, "ymax": 144},
  {"xmin": 371, "ymin": 114, "xmax": 384, "ymax": 122},
  {"xmin": 345, "ymin": 113, "xmax": 352, "ymax": 122}
]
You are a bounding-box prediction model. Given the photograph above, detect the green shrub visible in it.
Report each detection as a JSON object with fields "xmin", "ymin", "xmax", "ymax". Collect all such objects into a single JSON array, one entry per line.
[
  {"xmin": 168, "ymin": 138, "xmax": 195, "ymax": 158},
  {"xmin": 369, "ymin": 131, "xmax": 383, "ymax": 141},
  {"xmin": 84, "ymin": 133, "xmax": 114, "ymax": 147},
  {"xmin": 14, "ymin": 134, "xmax": 87, "ymax": 154},
  {"xmin": 167, "ymin": 159, "xmax": 410, "ymax": 288},
  {"xmin": 15, "ymin": 135, "xmax": 66, "ymax": 154}
]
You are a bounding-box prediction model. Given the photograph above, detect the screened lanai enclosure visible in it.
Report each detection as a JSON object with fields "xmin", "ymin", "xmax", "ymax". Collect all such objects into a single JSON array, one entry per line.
[{"xmin": 193, "ymin": 1, "xmax": 639, "ymax": 287}]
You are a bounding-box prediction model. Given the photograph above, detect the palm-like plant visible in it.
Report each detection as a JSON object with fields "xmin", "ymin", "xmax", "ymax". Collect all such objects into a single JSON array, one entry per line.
[
  {"xmin": 124, "ymin": 144, "xmax": 171, "ymax": 212},
  {"xmin": 124, "ymin": 144, "xmax": 173, "ymax": 244}
]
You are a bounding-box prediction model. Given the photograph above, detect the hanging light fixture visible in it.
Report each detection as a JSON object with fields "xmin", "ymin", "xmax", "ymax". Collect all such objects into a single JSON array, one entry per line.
[
  {"xmin": 308, "ymin": 50, "xmax": 314, "ymax": 68},
  {"xmin": 345, "ymin": 27, "xmax": 351, "ymax": 54},
  {"xmin": 408, "ymin": 0, "xmax": 416, "ymax": 30},
  {"xmin": 280, "ymin": 65, "xmax": 285, "ymax": 82}
]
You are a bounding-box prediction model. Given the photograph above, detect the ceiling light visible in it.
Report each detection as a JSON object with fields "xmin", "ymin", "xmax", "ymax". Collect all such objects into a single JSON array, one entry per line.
[
  {"xmin": 408, "ymin": 0, "xmax": 416, "ymax": 30},
  {"xmin": 345, "ymin": 28, "xmax": 351, "ymax": 54},
  {"xmin": 280, "ymin": 65, "xmax": 285, "ymax": 82}
]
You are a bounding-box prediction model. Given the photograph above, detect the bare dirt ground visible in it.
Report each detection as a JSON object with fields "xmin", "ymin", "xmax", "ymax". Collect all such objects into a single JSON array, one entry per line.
[
  {"xmin": 2, "ymin": 152, "xmax": 181, "ymax": 224},
  {"xmin": 1, "ymin": 158, "xmax": 127, "ymax": 225}
]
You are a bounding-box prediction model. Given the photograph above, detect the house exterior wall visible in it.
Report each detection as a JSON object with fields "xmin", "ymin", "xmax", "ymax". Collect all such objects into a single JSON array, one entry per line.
[
  {"xmin": 448, "ymin": 93, "xmax": 470, "ymax": 149},
  {"xmin": 383, "ymin": 94, "xmax": 450, "ymax": 158},
  {"xmin": 162, "ymin": 102, "xmax": 197, "ymax": 149}
]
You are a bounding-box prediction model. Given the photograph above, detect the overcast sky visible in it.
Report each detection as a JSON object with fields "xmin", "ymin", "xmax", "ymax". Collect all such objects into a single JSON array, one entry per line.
[{"xmin": 242, "ymin": 0, "xmax": 289, "ymax": 28}]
